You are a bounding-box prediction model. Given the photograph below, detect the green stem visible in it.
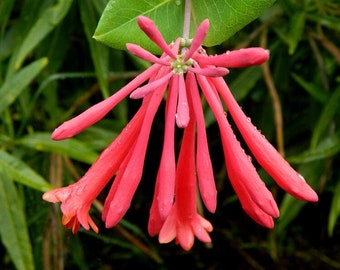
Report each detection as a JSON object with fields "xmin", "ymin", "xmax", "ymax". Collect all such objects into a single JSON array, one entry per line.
[{"xmin": 182, "ymin": 0, "xmax": 191, "ymax": 39}]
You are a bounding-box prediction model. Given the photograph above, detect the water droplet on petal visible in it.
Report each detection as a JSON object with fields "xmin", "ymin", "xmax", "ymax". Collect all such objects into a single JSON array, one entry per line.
[
  {"xmin": 247, "ymin": 117, "xmax": 251, "ymax": 122},
  {"xmin": 298, "ymin": 174, "xmax": 306, "ymax": 182}
]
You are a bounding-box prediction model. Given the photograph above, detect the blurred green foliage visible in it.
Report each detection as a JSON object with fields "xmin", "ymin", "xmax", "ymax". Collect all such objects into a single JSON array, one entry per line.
[{"xmin": 0, "ymin": 0, "xmax": 339, "ymax": 269}]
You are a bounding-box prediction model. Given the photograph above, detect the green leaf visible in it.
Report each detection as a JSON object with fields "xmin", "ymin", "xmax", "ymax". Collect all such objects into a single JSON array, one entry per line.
[
  {"xmin": 0, "ymin": 150, "xmax": 51, "ymax": 192},
  {"xmin": 19, "ymin": 132, "xmax": 99, "ymax": 164},
  {"xmin": 192, "ymin": 0, "xmax": 276, "ymax": 47},
  {"xmin": 14, "ymin": 0, "xmax": 73, "ymax": 70},
  {"xmin": 310, "ymin": 86, "xmax": 340, "ymax": 149},
  {"xmin": 68, "ymin": 235, "xmax": 89, "ymax": 270},
  {"xmin": 0, "ymin": 0, "xmax": 15, "ymax": 35},
  {"xmin": 291, "ymin": 73, "xmax": 330, "ymax": 104},
  {"xmin": 30, "ymin": 72, "xmax": 96, "ymax": 116},
  {"xmin": 287, "ymin": 12, "xmax": 305, "ymax": 54},
  {"xmin": 307, "ymin": 14, "xmax": 340, "ymax": 32},
  {"xmin": 328, "ymin": 178, "xmax": 340, "ymax": 236},
  {"xmin": 277, "ymin": 194, "xmax": 305, "ymax": 234},
  {"xmin": 77, "ymin": 126, "xmax": 118, "ymax": 151},
  {"xmin": 94, "ymin": 0, "xmax": 276, "ymax": 53},
  {"xmin": 0, "ymin": 172, "xmax": 35, "ymax": 270},
  {"xmin": 0, "ymin": 58, "xmax": 48, "ymax": 115},
  {"xmin": 0, "ymin": 0, "xmax": 41, "ymax": 63},
  {"xmin": 229, "ymin": 66, "xmax": 263, "ymax": 101},
  {"xmin": 79, "ymin": 0, "xmax": 110, "ymax": 98},
  {"xmin": 287, "ymin": 131, "xmax": 340, "ymax": 164},
  {"xmin": 276, "ymin": 161, "xmax": 323, "ymax": 235},
  {"xmin": 37, "ymin": 72, "xmax": 96, "ymax": 95}
]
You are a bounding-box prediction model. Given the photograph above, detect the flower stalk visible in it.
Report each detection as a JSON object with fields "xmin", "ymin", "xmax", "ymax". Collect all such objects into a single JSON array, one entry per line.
[{"xmin": 182, "ymin": 0, "xmax": 191, "ymax": 40}]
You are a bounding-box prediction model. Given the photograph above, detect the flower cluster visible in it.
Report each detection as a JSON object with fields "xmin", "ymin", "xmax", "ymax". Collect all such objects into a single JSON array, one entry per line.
[{"xmin": 43, "ymin": 16, "xmax": 318, "ymax": 250}]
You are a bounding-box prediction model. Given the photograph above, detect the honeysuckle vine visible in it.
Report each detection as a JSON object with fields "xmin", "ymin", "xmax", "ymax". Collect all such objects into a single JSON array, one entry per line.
[{"xmin": 43, "ymin": 11, "xmax": 318, "ymax": 250}]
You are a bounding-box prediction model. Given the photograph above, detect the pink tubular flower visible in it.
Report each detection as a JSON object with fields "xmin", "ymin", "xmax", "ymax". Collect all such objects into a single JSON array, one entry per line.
[
  {"xmin": 157, "ymin": 102, "xmax": 213, "ymax": 251},
  {"xmin": 43, "ymin": 16, "xmax": 318, "ymax": 249}
]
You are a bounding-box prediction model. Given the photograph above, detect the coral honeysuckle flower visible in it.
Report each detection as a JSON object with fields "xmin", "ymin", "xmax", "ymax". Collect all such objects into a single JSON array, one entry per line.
[
  {"xmin": 156, "ymin": 87, "xmax": 213, "ymax": 251},
  {"xmin": 43, "ymin": 16, "xmax": 318, "ymax": 249}
]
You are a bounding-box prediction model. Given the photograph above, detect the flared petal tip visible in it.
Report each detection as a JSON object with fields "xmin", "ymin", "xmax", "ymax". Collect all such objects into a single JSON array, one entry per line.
[
  {"xmin": 43, "ymin": 186, "xmax": 72, "ymax": 203},
  {"xmin": 159, "ymin": 226, "xmax": 176, "ymax": 244},
  {"xmin": 180, "ymin": 238, "xmax": 195, "ymax": 252},
  {"xmin": 62, "ymin": 215, "xmax": 81, "ymax": 233},
  {"xmin": 42, "ymin": 190, "xmax": 60, "ymax": 203},
  {"xmin": 87, "ymin": 216, "xmax": 99, "ymax": 234}
]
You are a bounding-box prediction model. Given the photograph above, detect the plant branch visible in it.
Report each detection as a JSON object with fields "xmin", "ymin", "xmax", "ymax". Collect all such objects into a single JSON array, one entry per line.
[{"xmin": 260, "ymin": 26, "xmax": 285, "ymax": 156}]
